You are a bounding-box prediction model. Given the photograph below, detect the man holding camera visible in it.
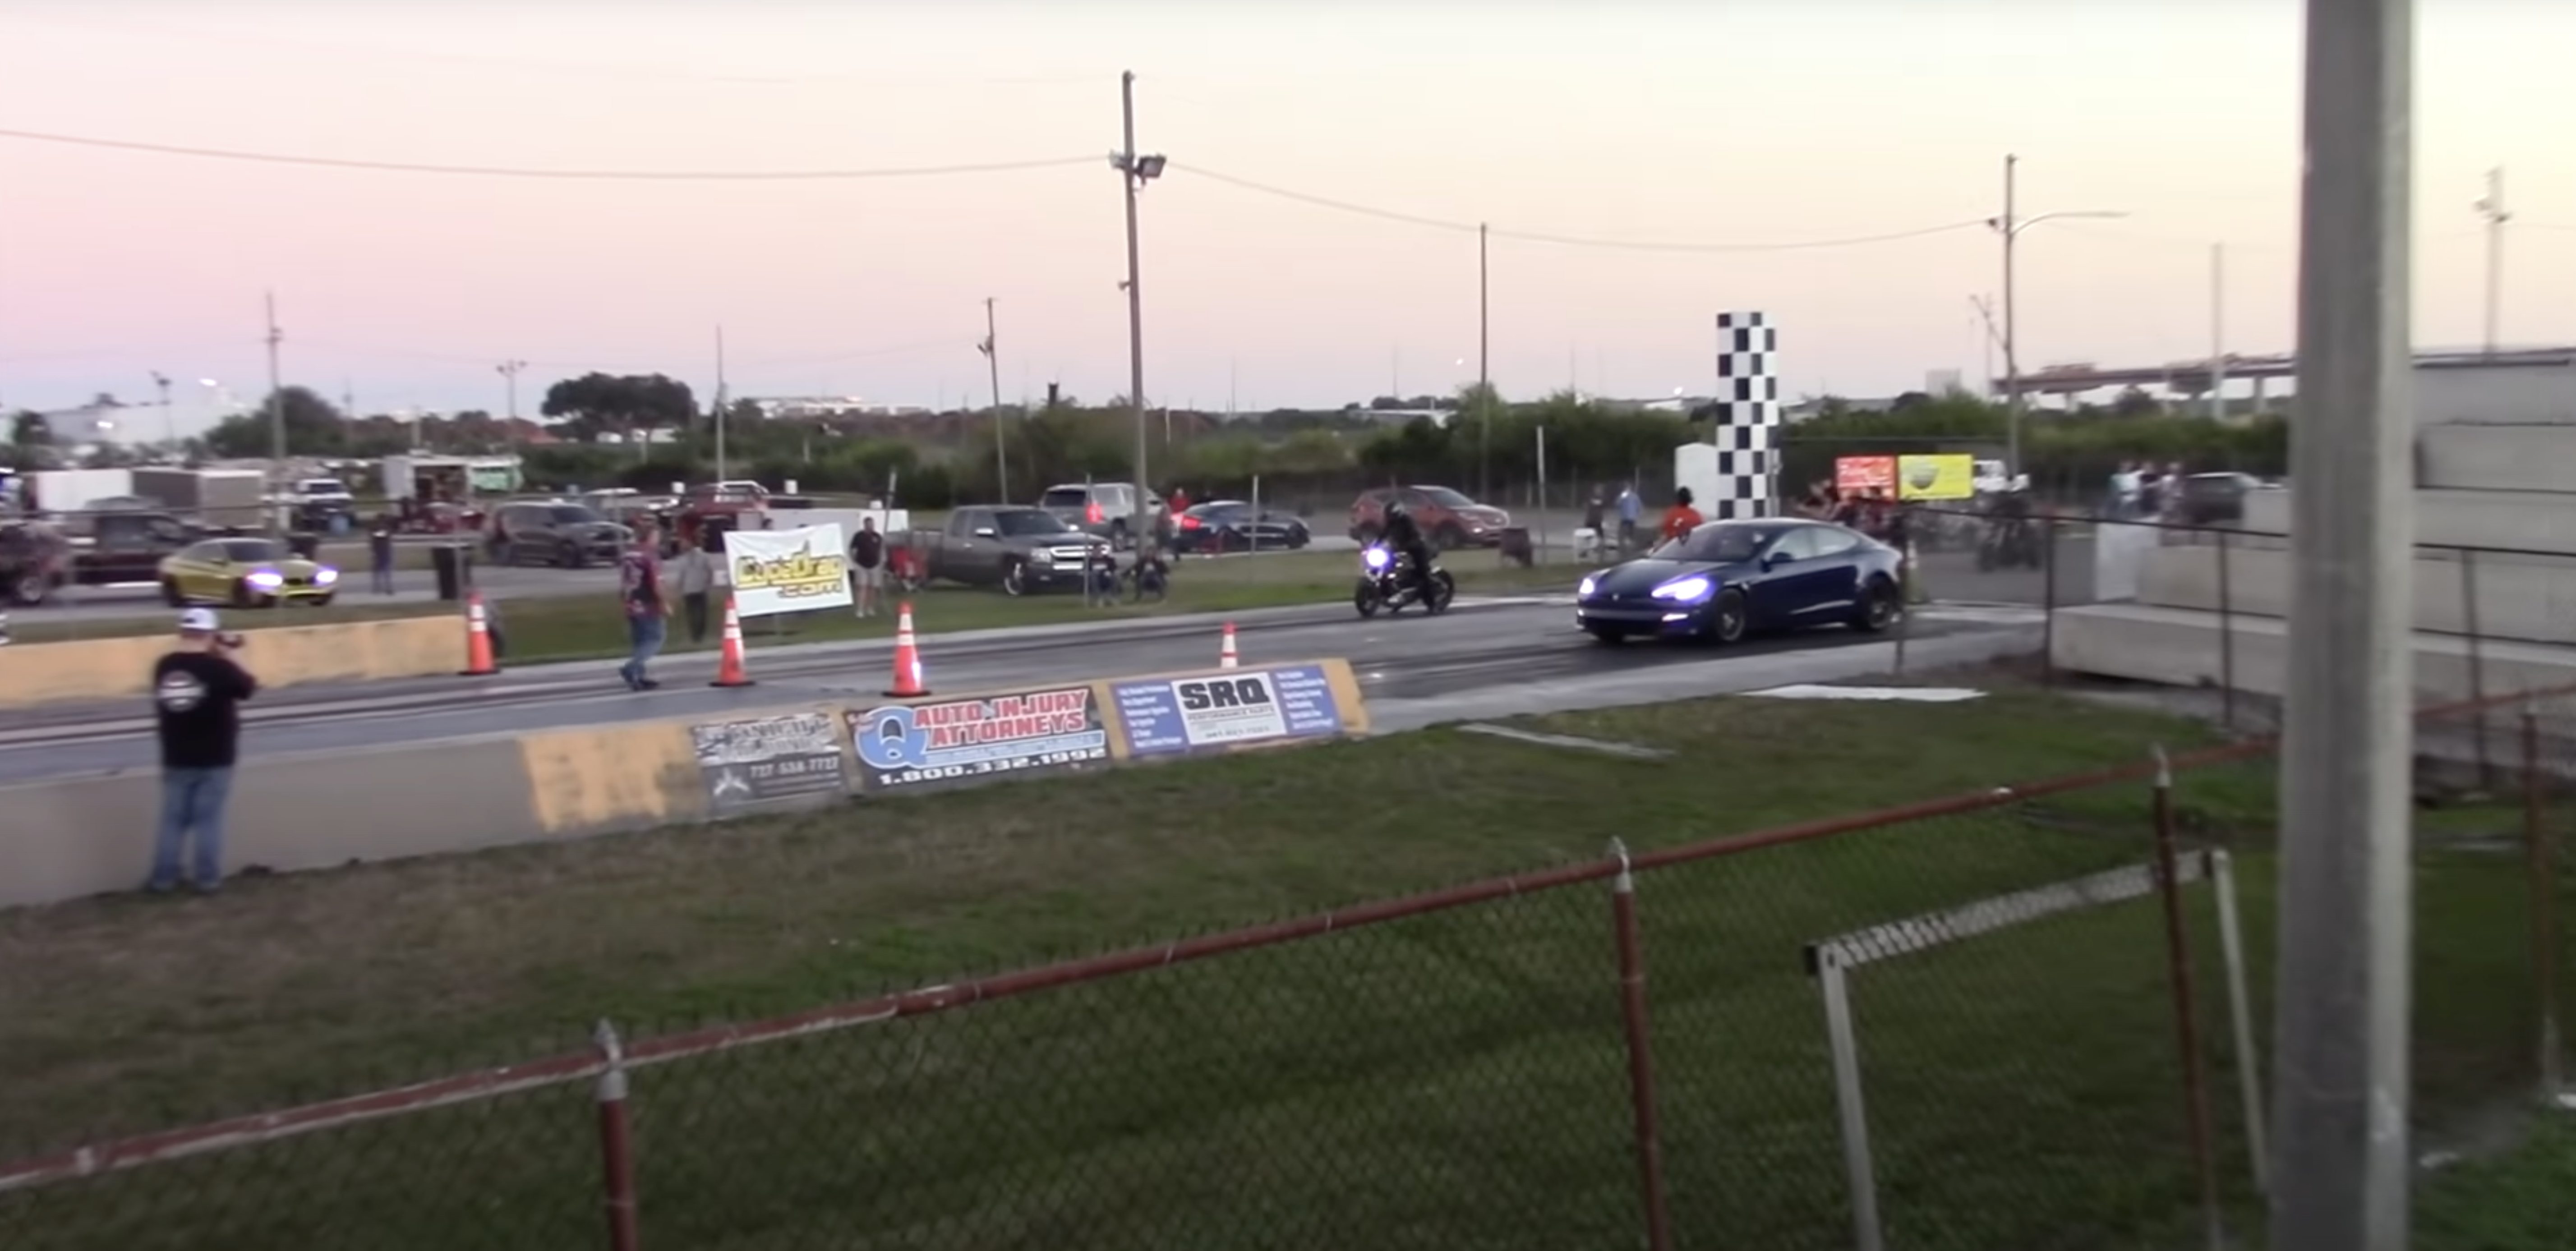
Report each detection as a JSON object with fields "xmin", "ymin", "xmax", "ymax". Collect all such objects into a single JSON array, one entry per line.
[{"xmin": 147, "ymin": 608, "xmax": 258, "ymax": 895}]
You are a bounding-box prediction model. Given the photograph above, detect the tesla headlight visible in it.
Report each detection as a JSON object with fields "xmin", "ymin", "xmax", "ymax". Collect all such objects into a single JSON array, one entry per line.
[
  {"xmin": 1577, "ymin": 575, "xmax": 1598, "ymax": 597},
  {"xmin": 1651, "ymin": 575, "xmax": 1713, "ymax": 602},
  {"xmin": 246, "ymin": 570, "xmax": 285, "ymax": 588},
  {"xmin": 313, "ymin": 567, "xmax": 339, "ymax": 584}
]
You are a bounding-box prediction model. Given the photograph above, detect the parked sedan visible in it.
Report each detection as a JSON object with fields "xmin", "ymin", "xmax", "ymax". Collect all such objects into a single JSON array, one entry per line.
[
  {"xmin": 1574, "ymin": 519, "xmax": 1902, "ymax": 645},
  {"xmin": 1170, "ymin": 501, "xmax": 1311, "ymax": 553},
  {"xmin": 159, "ymin": 537, "xmax": 341, "ymax": 608}
]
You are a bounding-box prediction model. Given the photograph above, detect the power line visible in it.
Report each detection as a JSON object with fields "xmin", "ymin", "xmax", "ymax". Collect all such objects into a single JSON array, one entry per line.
[
  {"xmin": 1172, "ymin": 162, "xmax": 1992, "ymax": 253},
  {"xmin": 0, "ymin": 127, "xmax": 1095, "ymax": 181}
]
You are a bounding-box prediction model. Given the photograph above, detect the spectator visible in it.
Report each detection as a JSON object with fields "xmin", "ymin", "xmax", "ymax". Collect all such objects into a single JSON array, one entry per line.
[
  {"xmin": 618, "ymin": 520, "xmax": 671, "ymax": 691},
  {"xmin": 848, "ymin": 517, "xmax": 886, "ymax": 619},
  {"xmin": 147, "ymin": 608, "xmax": 256, "ymax": 896},
  {"xmin": 1658, "ymin": 487, "xmax": 1704, "ymax": 545},
  {"xmin": 1580, "ymin": 487, "xmax": 1608, "ymax": 559},
  {"xmin": 1616, "ymin": 483, "xmax": 1643, "ymax": 553},
  {"xmin": 671, "ymin": 524, "xmax": 715, "ymax": 644},
  {"xmin": 368, "ymin": 516, "xmax": 397, "ymax": 596}
]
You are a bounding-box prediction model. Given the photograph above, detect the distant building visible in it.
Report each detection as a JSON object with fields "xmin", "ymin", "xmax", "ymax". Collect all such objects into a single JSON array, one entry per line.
[{"xmin": 751, "ymin": 396, "xmax": 934, "ymax": 419}]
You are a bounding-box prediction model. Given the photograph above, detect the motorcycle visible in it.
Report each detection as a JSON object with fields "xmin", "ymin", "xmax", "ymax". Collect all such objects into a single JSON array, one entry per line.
[
  {"xmin": 1976, "ymin": 515, "xmax": 2043, "ymax": 570},
  {"xmin": 1353, "ymin": 544, "xmax": 1455, "ymax": 618}
]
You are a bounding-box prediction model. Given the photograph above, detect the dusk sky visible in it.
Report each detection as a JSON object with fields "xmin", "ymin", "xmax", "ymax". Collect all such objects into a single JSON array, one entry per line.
[{"xmin": 1, "ymin": 0, "xmax": 2570, "ymax": 434}]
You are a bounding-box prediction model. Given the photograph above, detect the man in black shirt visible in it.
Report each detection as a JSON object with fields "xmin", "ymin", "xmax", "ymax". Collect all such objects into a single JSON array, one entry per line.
[{"xmin": 148, "ymin": 607, "xmax": 257, "ymax": 895}]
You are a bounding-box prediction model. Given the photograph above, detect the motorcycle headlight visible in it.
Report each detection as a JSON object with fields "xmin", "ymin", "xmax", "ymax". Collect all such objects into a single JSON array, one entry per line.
[
  {"xmin": 1651, "ymin": 575, "xmax": 1713, "ymax": 603},
  {"xmin": 1577, "ymin": 575, "xmax": 1598, "ymax": 597},
  {"xmin": 1362, "ymin": 548, "xmax": 1390, "ymax": 570}
]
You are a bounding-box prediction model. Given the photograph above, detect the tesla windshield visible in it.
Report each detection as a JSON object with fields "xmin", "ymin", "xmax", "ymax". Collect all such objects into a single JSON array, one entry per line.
[{"xmin": 1653, "ymin": 524, "xmax": 1772, "ymax": 564}]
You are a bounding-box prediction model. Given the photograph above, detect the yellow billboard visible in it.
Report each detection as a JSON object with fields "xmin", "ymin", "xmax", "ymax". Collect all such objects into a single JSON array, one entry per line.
[{"xmin": 1895, "ymin": 454, "xmax": 1976, "ymax": 501}]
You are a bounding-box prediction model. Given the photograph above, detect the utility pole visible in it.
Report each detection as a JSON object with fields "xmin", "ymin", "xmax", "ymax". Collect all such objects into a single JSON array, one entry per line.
[
  {"xmin": 1478, "ymin": 222, "xmax": 1492, "ymax": 500},
  {"xmin": 1988, "ymin": 156, "xmax": 2128, "ymax": 474},
  {"xmin": 1390, "ymin": 347, "xmax": 1401, "ymax": 400},
  {"xmin": 1111, "ymin": 70, "xmax": 1165, "ymax": 538},
  {"xmin": 979, "ymin": 297, "xmax": 1007, "ymax": 498},
  {"xmin": 2210, "ymin": 244, "xmax": 2228, "ymax": 421},
  {"xmin": 2274, "ymin": 0, "xmax": 2417, "ymax": 1247},
  {"xmin": 497, "ymin": 359, "xmax": 526, "ymax": 455},
  {"xmin": 712, "ymin": 326, "xmax": 729, "ymax": 482},
  {"xmin": 1999, "ymin": 155, "xmax": 2022, "ymax": 473},
  {"xmin": 150, "ymin": 371, "xmax": 172, "ymax": 448},
  {"xmin": 263, "ymin": 292, "xmax": 285, "ymax": 534},
  {"xmin": 2473, "ymin": 167, "xmax": 2509, "ymax": 355}
]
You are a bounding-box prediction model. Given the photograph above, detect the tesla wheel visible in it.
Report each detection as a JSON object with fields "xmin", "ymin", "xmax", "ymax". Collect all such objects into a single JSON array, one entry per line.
[
  {"xmin": 161, "ymin": 577, "xmax": 186, "ymax": 607},
  {"xmin": 1853, "ymin": 577, "xmax": 1900, "ymax": 633},
  {"xmin": 1707, "ymin": 589, "xmax": 1750, "ymax": 645}
]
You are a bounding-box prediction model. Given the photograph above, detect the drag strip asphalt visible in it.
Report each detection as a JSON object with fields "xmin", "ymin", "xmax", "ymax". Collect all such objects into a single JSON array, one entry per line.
[{"xmin": 0, "ymin": 599, "xmax": 2016, "ymax": 785}]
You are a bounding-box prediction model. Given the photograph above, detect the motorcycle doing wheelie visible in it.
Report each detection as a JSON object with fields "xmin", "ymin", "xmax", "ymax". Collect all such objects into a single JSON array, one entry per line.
[{"xmin": 1353, "ymin": 543, "xmax": 1456, "ymax": 617}]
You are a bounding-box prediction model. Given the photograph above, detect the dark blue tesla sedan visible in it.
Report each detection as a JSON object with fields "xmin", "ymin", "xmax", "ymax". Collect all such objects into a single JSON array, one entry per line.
[{"xmin": 1573, "ymin": 518, "xmax": 1905, "ymax": 645}]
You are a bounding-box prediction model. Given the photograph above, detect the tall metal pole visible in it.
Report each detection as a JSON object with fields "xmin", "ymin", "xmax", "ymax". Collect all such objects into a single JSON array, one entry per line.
[
  {"xmin": 2210, "ymin": 245, "xmax": 2228, "ymax": 422},
  {"xmin": 263, "ymin": 292, "xmax": 285, "ymax": 534},
  {"xmin": 1478, "ymin": 222, "xmax": 1491, "ymax": 500},
  {"xmin": 711, "ymin": 326, "xmax": 732, "ymax": 481},
  {"xmin": 151, "ymin": 371, "xmax": 172, "ymax": 447},
  {"xmin": 983, "ymin": 297, "xmax": 1008, "ymax": 499},
  {"xmin": 2475, "ymin": 167, "xmax": 2509, "ymax": 355},
  {"xmin": 2274, "ymin": 0, "xmax": 2416, "ymax": 1246},
  {"xmin": 1119, "ymin": 70, "xmax": 1151, "ymax": 538},
  {"xmin": 2000, "ymin": 155, "xmax": 2022, "ymax": 474}
]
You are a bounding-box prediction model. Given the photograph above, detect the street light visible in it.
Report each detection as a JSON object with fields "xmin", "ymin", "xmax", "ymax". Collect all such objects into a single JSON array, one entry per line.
[
  {"xmin": 149, "ymin": 371, "xmax": 173, "ymax": 449},
  {"xmin": 1111, "ymin": 70, "xmax": 1166, "ymax": 543},
  {"xmin": 1988, "ymin": 154, "xmax": 2128, "ymax": 475}
]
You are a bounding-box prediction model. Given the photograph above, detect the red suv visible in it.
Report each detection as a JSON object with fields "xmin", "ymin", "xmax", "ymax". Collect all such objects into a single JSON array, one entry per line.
[{"xmin": 1348, "ymin": 485, "xmax": 1512, "ymax": 549}]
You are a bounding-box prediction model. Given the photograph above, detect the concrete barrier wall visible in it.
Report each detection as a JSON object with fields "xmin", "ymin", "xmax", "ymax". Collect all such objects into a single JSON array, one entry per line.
[
  {"xmin": 0, "ymin": 615, "xmax": 462, "ymax": 710},
  {"xmin": 0, "ymin": 658, "xmax": 1369, "ymax": 911},
  {"xmin": 2420, "ymin": 425, "xmax": 2576, "ymax": 494},
  {"xmin": 2049, "ymin": 603, "xmax": 2576, "ymax": 708},
  {"xmin": 2135, "ymin": 544, "xmax": 2576, "ymax": 647},
  {"xmin": 2242, "ymin": 488, "xmax": 2576, "ymax": 558}
]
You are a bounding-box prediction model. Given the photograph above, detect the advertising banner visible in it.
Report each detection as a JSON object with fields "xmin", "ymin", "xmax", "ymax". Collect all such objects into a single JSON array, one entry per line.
[
  {"xmin": 690, "ymin": 711, "xmax": 850, "ymax": 811},
  {"xmin": 1895, "ymin": 454, "xmax": 1976, "ymax": 501},
  {"xmin": 722, "ymin": 523, "xmax": 853, "ymax": 617},
  {"xmin": 1109, "ymin": 664, "xmax": 1345, "ymax": 758},
  {"xmin": 1834, "ymin": 455, "xmax": 1898, "ymax": 495},
  {"xmin": 846, "ymin": 685, "xmax": 1111, "ymax": 791}
]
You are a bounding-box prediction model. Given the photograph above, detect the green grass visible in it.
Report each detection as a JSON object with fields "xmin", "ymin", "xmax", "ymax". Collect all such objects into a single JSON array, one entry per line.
[
  {"xmin": 0, "ymin": 685, "xmax": 2566, "ymax": 1250},
  {"xmin": 10, "ymin": 549, "xmax": 1578, "ymax": 657},
  {"xmin": 2414, "ymin": 1113, "xmax": 2576, "ymax": 1251}
]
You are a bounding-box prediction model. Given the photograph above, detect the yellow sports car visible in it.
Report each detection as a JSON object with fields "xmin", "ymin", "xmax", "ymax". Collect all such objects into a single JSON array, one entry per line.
[{"xmin": 159, "ymin": 537, "xmax": 341, "ymax": 608}]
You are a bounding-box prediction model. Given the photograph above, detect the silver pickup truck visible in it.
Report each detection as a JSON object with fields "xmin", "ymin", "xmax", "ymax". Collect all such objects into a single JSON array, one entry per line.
[{"xmin": 898, "ymin": 505, "xmax": 1111, "ymax": 596}]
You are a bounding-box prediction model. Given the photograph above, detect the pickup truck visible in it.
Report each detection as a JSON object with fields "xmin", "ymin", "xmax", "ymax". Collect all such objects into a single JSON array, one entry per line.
[{"xmin": 897, "ymin": 506, "xmax": 1111, "ymax": 596}]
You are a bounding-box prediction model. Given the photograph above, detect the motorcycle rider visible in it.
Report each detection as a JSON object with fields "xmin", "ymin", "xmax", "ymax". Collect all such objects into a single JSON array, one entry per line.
[
  {"xmin": 1986, "ymin": 475, "xmax": 2037, "ymax": 564},
  {"xmin": 1379, "ymin": 499, "xmax": 1436, "ymax": 602}
]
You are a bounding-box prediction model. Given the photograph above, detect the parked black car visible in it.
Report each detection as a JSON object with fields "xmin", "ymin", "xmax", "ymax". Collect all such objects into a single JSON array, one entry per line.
[
  {"xmin": 1170, "ymin": 501, "xmax": 1311, "ymax": 553},
  {"xmin": 486, "ymin": 502, "xmax": 631, "ymax": 568}
]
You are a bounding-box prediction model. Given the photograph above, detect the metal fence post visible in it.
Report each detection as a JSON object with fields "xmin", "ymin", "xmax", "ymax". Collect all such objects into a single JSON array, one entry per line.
[
  {"xmin": 593, "ymin": 1020, "xmax": 643, "ymax": 1251},
  {"xmin": 2463, "ymin": 550, "xmax": 2492, "ymax": 790},
  {"xmin": 2150, "ymin": 749, "xmax": 2227, "ymax": 1251},
  {"xmin": 2523, "ymin": 700, "xmax": 2563, "ymax": 1098},
  {"xmin": 2209, "ymin": 849, "xmax": 2271, "ymax": 1196},
  {"xmin": 2212, "ymin": 525, "xmax": 2236, "ymax": 730},
  {"xmin": 1607, "ymin": 840, "xmax": 1675, "ymax": 1251}
]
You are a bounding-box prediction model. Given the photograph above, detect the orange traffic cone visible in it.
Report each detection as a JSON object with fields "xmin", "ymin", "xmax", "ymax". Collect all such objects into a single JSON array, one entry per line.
[
  {"xmin": 1219, "ymin": 621, "xmax": 1240, "ymax": 670},
  {"xmin": 710, "ymin": 594, "xmax": 756, "ymax": 688},
  {"xmin": 883, "ymin": 601, "xmax": 930, "ymax": 698},
  {"xmin": 458, "ymin": 592, "xmax": 499, "ymax": 676}
]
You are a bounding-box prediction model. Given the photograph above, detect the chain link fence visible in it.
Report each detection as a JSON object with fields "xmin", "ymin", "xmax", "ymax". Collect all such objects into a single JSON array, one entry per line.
[{"xmin": 6, "ymin": 688, "xmax": 2575, "ymax": 1250}]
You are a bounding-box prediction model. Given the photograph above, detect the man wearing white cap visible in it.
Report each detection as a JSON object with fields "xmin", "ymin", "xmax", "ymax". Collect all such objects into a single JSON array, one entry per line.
[{"xmin": 147, "ymin": 607, "xmax": 257, "ymax": 894}]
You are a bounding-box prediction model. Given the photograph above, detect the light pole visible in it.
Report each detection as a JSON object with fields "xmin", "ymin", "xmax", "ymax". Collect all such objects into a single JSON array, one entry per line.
[
  {"xmin": 1988, "ymin": 155, "xmax": 2127, "ymax": 474},
  {"xmin": 1110, "ymin": 70, "xmax": 1166, "ymax": 540},
  {"xmin": 150, "ymin": 371, "xmax": 173, "ymax": 449},
  {"xmin": 979, "ymin": 298, "xmax": 1008, "ymax": 498},
  {"xmin": 1478, "ymin": 221, "xmax": 1492, "ymax": 500},
  {"xmin": 2472, "ymin": 167, "xmax": 2510, "ymax": 355},
  {"xmin": 497, "ymin": 359, "xmax": 527, "ymax": 449},
  {"xmin": 263, "ymin": 292, "xmax": 286, "ymax": 534}
]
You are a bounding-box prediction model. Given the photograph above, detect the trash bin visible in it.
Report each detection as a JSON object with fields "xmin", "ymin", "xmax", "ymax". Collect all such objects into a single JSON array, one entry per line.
[{"xmin": 430, "ymin": 543, "xmax": 473, "ymax": 602}]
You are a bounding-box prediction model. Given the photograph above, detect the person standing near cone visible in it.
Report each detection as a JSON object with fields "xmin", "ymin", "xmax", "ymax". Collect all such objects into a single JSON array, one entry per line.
[{"xmin": 617, "ymin": 519, "xmax": 672, "ymax": 692}]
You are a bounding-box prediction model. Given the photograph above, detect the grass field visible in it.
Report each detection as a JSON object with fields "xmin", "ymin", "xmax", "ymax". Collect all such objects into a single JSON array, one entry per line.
[
  {"xmin": 9, "ymin": 548, "xmax": 1578, "ymax": 657},
  {"xmin": 0, "ymin": 682, "xmax": 2562, "ymax": 1250},
  {"xmin": 2414, "ymin": 1113, "xmax": 2576, "ymax": 1251}
]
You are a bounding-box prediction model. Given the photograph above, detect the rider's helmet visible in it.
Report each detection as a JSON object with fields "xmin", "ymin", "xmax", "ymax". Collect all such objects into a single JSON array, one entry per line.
[{"xmin": 1382, "ymin": 498, "xmax": 1410, "ymax": 529}]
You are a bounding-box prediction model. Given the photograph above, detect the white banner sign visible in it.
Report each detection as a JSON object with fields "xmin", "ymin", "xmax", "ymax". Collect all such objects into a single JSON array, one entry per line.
[{"xmin": 721, "ymin": 523, "xmax": 853, "ymax": 617}]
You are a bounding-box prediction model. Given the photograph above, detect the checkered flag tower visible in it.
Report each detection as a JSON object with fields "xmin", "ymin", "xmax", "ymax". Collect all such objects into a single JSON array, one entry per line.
[{"xmin": 1710, "ymin": 311, "xmax": 1785, "ymax": 520}]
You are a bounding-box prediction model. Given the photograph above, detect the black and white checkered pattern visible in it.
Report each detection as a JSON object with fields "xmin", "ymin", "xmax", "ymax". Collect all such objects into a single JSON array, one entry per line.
[{"xmin": 1709, "ymin": 312, "xmax": 1783, "ymax": 519}]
